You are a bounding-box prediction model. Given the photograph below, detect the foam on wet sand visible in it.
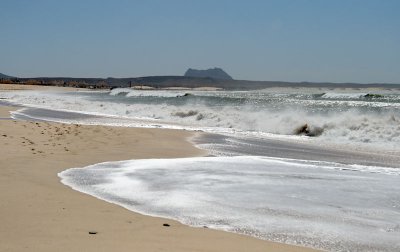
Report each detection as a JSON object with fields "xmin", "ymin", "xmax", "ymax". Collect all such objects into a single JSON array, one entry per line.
[{"xmin": 59, "ymin": 156, "xmax": 400, "ymax": 252}]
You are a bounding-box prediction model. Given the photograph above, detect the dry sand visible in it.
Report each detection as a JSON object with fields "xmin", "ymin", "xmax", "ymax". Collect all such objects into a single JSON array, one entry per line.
[
  {"xmin": 0, "ymin": 103, "xmax": 318, "ymax": 251},
  {"xmin": 0, "ymin": 83, "xmax": 80, "ymax": 91}
]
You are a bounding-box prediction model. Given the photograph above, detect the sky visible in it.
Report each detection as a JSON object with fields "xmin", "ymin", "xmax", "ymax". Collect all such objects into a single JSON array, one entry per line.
[{"xmin": 0, "ymin": 0, "xmax": 399, "ymax": 83}]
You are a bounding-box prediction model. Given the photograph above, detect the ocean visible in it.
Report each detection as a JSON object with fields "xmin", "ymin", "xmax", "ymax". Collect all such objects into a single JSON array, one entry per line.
[{"xmin": 2, "ymin": 87, "xmax": 400, "ymax": 251}]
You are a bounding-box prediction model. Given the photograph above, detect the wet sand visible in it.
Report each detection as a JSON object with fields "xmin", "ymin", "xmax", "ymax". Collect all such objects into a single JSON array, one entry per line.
[
  {"xmin": 197, "ymin": 133, "xmax": 400, "ymax": 167},
  {"xmin": 0, "ymin": 104, "xmax": 317, "ymax": 252}
]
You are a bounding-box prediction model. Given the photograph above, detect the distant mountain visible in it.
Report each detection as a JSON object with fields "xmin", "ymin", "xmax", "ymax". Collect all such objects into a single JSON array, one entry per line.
[
  {"xmin": 0, "ymin": 73, "xmax": 15, "ymax": 79},
  {"xmin": 184, "ymin": 67, "xmax": 233, "ymax": 80}
]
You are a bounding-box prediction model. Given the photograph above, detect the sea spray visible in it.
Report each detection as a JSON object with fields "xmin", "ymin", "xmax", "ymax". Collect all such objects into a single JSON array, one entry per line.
[{"xmin": 3, "ymin": 88, "xmax": 400, "ymax": 150}]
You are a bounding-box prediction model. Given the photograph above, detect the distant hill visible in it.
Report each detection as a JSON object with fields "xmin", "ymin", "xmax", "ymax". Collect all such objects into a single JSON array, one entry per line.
[
  {"xmin": 0, "ymin": 73, "xmax": 15, "ymax": 79},
  {"xmin": 184, "ymin": 67, "xmax": 233, "ymax": 80},
  {"xmin": 3, "ymin": 72, "xmax": 400, "ymax": 90}
]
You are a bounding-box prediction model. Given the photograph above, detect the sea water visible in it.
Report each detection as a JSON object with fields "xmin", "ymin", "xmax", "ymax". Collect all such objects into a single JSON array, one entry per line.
[
  {"xmin": 3, "ymin": 87, "xmax": 400, "ymax": 151},
  {"xmin": 2, "ymin": 87, "xmax": 400, "ymax": 251}
]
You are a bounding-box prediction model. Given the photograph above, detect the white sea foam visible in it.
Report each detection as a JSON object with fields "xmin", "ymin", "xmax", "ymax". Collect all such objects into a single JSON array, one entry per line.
[
  {"xmin": 3, "ymin": 89, "xmax": 400, "ymax": 151},
  {"xmin": 110, "ymin": 88, "xmax": 187, "ymax": 98},
  {"xmin": 59, "ymin": 156, "xmax": 400, "ymax": 251},
  {"xmin": 321, "ymin": 92, "xmax": 367, "ymax": 99}
]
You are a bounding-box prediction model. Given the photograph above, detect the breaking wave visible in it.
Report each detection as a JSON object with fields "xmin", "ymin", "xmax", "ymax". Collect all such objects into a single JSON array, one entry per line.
[
  {"xmin": 110, "ymin": 88, "xmax": 188, "ymax": 98},
  {"xmin": 2, "ymin": 88, "xmax": 400, "ymax": 151}
]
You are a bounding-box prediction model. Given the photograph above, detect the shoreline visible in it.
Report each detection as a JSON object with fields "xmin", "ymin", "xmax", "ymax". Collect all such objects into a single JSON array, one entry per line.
[{"xmin": 0, "ymin": 102, "xmax": 318, "ymax": 251}]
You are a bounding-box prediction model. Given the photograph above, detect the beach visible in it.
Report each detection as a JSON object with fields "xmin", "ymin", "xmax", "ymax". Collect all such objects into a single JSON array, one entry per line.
[
  {"xmin": 2, "ymin": 1, "xmax": 399, "ymax": 250},
  {"xmin": 1, "ymin": 84, "xmax": 399, "ymax": 251},
  {"xmin": 0, "ymin": 93, "xmax": 317, "ymax": 252}
]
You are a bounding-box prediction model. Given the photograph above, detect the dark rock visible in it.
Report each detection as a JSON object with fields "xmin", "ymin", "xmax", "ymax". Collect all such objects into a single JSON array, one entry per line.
[
  {"xmin": 88, "ymin": 231, "xmax": 97, "ymax": 235},
  {"xmin": 295, "ymin": 124, "xmax": 310, "ymax": 135},
  {"xmin": 177, "ymin": 93, "xmax": 193, "ymax": 98},
  {"xmin": 163, "ymin": 223, "xmax": 170, "ymax": 227},
  {"xmin": 196, "ymin": 113, "xmax": 204, "ymax": 121},
  {"xmin": 364, "ymin": 93, "xmax": 383, "ymax": 99},
  {"xmin": 173, "ymin": 110, "xmax": 198, "ymax": 118},
  {"xmin": 294, "ymin": 124, "xmax": 324, "ymax": 137}
]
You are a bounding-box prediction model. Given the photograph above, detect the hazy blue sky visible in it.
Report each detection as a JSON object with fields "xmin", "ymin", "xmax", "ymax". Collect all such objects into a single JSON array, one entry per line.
[{"xmin": 1, "ymin": 0, "xmax": 399, "ymax": 83}]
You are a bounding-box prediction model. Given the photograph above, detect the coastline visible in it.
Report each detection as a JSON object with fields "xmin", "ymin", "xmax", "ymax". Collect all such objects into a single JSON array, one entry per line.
[{"xmin": 0, "ymin": 99, "xmax": 318, "ymax": 251}]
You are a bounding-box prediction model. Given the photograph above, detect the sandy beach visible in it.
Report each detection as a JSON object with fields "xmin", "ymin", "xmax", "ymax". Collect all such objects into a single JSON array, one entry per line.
[
  {"xmin": 0, "ymin": 89, "xmax": 317, "ymax": 252},
  {"xmin": 0, "ymin": 83, "xmax": 81, "ymax": 91}
]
